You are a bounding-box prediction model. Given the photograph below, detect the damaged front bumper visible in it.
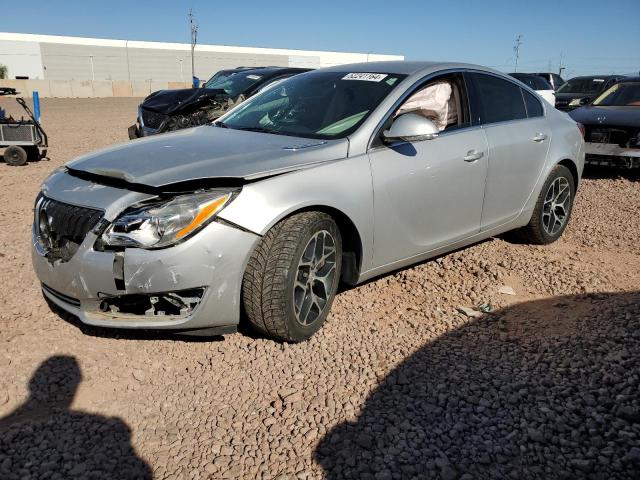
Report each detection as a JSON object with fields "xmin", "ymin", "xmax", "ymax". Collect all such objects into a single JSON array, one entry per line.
[
  {"xmin": 32, "ymin": 179, "xmax": 260, "ymax": 333},
  {"xmin": 584, "ymin": 142, "xmax": 640, "ymax": 169}
]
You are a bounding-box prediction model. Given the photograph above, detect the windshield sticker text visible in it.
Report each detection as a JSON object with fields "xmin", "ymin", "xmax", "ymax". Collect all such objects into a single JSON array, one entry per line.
[{"xmin": 342, "ymin": 73, "xmax": 388, "ymax": 82}]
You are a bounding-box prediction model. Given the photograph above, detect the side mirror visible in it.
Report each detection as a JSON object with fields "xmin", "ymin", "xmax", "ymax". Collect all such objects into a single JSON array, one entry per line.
[{"xmin": 383, "ymin": 113, "xmax": 439, "ymax": 143}]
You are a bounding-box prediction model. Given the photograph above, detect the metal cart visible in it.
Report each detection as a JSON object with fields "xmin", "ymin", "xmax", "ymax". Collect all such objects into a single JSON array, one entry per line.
[{"xmin": 0, "ymin": 87, "xmax": 48, "ymax": 166}]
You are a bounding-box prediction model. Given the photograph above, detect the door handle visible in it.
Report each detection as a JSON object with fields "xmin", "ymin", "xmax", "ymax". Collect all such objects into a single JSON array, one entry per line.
[
  {"xmin": 533, "ymin": 133, "xmax": 548, "ymax": 142},
  {"xmin": 463, "ymin": 150, "xmax": 484, "ymax": 162}
]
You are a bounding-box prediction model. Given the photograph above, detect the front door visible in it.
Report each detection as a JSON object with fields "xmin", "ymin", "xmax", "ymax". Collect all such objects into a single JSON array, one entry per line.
[{"xmin": 368, "ymin": 127, "xmax": 489, "ymax": 268}]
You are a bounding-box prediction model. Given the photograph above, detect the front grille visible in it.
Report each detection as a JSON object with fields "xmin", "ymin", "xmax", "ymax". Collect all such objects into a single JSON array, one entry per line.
[
  {"xmin": 585, "ymin": 126, "xmax": 634, "ymax": 146},
  {"xmin": 36, "ymin": 196, "xmax": 104, "ymax": 262},
  {"xmin": 140, "ymin": 108, "xmax": 168, "ymax": 129},
  {"xmin": 42, "ymin": 283, "xmax": 81, "ymax": 308}
]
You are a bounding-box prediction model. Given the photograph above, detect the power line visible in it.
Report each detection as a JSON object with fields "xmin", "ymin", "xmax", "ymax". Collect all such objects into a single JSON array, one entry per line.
[
  {"xmin": 513, "ymin": 34, "xmax": 523, "ymax": 72},
  {"xmin": 189, "ymin": 8, "xmax": 198, "ymax": 87}
]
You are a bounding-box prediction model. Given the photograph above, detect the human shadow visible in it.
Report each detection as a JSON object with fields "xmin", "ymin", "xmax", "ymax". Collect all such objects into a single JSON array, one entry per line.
[
  {"xmin": 315, "ymin": 292, "xmax": 640, "ymax": 479},
  {"xmin": 0, "ymin": 355, "xmax": 152, "ymax": 479}
]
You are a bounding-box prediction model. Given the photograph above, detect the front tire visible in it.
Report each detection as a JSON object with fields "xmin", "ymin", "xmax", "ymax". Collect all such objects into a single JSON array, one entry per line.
[
  {"xmin": 519, "ymin": 164, "xmax": 575, "ymax": 244},
  {"xmin": 242, "ymin": 212, "xmax": 342, "ymax": 342}
]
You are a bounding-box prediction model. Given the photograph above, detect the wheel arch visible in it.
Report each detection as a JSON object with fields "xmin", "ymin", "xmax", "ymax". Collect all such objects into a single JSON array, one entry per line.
[
  {"xmin": 557, "ymin": 158, "xmax": 579, "ymax": 189},
  {"xmin": 268, "ymin": 205, "xmax": 364, "ymax": 286}
]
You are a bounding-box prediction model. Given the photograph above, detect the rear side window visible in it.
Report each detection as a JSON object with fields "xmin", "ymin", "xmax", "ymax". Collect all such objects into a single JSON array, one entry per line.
[
  {"xmin": 522, "ymin": 88, "xmax": 544, "ymax": 118},
  {"xmin": 469, "ymin": 73, "xmax": 527, "ymax": 125}
]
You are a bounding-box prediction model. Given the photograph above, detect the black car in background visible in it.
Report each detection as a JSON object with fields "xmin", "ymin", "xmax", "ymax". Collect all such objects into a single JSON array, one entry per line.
[
  {"xmin": 509, "ymin": 73, "xmax": 553, "ymax": 90},
  {"xmin": 129, "ymin": 66, "xmax": 311, "ymax": 138},
  {"xmin": 555, "ymin": 75, "xmax": 625, "ymax": 111},
  {"xmin": 531, "ymin": 72, "xmax": 565, "ymax": 91},
  {"xmin": 569, "ymin": 77, "xmax": 640, "ymax": 169}
]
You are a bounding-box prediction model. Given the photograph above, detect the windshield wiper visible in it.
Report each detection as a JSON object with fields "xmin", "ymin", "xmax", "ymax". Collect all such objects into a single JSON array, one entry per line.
[{"xmin": 233, "ymin": 126, "xmax": 284, "ymax": 135}]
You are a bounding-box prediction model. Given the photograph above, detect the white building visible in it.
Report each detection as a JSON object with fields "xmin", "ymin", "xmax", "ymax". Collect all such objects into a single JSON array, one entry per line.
[{"xmin": 0, "ymin": 32, "xmax": 404, "ymax": 82}]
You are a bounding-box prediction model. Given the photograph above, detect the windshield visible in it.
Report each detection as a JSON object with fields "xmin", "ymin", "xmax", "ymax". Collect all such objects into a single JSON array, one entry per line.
[
  {"xmin": 592, "ymin": 82, "xmax": 640, "ymax": 107},
  {"xmin": 218, "ymin": 71, "xmax": 406, "ymax": 139},
  {"xmin": 203, "ymin": 71, "xmax": 265, "ymax": 97},
  {"xmin": 557, "ymin": 77, "xmax": 606, "ymax": 94}
]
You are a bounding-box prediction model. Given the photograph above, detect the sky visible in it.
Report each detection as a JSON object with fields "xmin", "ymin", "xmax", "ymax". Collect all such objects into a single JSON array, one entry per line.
[{"xmin": 1, "ymin": 0, "xmax": 638, "ymax": 78}]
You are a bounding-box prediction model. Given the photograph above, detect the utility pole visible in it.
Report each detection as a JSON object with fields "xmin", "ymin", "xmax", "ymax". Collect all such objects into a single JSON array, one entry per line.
[
  {"xmin": 558, "ymin": 51, "xmax": 566, "ymax": 77},
  {"xmin": 513, "ymin": 35, "xmax": 523, "ymax": 72},
  {"xmin": 189, "ymin": 9, "xmax": 198, "ymax": 87}
]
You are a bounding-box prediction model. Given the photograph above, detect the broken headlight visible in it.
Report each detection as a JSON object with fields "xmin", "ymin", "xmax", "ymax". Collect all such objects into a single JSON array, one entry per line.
[{"xmin": 101, "ymin": 191, "xmax": 233, "ymax": 249}]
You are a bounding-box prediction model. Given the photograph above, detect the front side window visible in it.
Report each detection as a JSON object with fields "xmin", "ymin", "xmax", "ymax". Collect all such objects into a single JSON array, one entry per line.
[
  {"xmin": 392, "ymin": 73, "xmax": 469, "ymax": 132},
  {"xmin": 592, "ymin": 82, "xmax": 640, "ymax": 107},
  {"xmin": 470, "ymin": 73, "xmax": 527, "ymax": 125},
  {"xmin": 219, "ymin": 71, "xmax": 406, "ymax": 139}
]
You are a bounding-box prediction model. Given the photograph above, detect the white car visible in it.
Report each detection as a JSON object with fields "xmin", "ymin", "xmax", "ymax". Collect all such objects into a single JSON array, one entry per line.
[{"xmin": 509, "ymin": 73, "xmax": 556, "ymax": 105}]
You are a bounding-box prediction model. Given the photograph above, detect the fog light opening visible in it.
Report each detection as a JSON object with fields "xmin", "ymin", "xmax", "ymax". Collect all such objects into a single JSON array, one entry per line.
[{"xmin": 98, "ymin": 288, "xmax": 205, "ymax": 317}]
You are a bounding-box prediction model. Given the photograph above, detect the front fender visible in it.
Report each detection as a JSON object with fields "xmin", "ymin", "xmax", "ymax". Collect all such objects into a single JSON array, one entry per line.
[{"xmin": 218, "ymin": 154, "xmax": 375, "ymax": 272}]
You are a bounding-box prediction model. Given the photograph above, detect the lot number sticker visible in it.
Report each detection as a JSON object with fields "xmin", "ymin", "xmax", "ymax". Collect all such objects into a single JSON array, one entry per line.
[{"xmin": 342, "ymin": 73, "xmax": 388, "ymax": 82}]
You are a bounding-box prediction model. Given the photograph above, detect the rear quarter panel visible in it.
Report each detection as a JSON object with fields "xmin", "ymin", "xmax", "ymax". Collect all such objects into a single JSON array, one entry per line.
[{"xmin": 519, "ymin": 108, "xmax": 584, "ymax": 222}]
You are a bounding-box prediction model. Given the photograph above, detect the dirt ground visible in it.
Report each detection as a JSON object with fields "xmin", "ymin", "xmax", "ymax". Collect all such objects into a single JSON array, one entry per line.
[{"xmin": 0, "ymin": 98, "xmax": 639, "ymax": 479}]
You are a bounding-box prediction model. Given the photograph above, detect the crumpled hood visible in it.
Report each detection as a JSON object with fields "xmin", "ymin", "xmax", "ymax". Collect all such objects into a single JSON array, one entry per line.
[
  {"xmin": 66, "ymin": 126, "xmax": 349, "ymax": 188},
  {"xmin": 569, "ymin": 106, "xmax": 640, "ymax": 128},
  {"xmin": 141, "ymin": 88, "xmax": 230, "ymax": 115}
]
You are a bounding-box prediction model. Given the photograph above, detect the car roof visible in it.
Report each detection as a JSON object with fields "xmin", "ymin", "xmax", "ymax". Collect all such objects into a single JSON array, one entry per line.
[
  {"xmin": 319, "ymin": 60, "xmax": 500, "ymax": 77},
  {"xmin": 218, "ymin": 66, "xmax": 311, "ymax": 76},
  {"xmin": 509, "ymin": 72, "xmax": 536, "ymax": 78}
]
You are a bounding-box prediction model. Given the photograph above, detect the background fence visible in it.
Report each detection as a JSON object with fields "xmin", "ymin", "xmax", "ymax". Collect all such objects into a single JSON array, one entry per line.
[{"xmin": 0, "ymin": 79, "xmax": 192, "ymax": 98}]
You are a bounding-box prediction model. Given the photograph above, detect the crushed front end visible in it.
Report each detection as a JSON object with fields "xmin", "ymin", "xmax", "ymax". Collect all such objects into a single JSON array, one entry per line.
[
  {"xmin": 130, "ymin": 92, "xmax": 241, "ymax": 139},
  {"xmin": 32, "ymin": 170, "xmax": 260, "ymax": 334},
  {"xmin": 583, "ymin": 126, "xmax": 640, "ymax": 169}
]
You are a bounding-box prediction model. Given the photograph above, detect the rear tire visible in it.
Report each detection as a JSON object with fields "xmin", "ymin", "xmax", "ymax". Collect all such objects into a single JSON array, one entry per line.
[
  {"xmin": 3, "ymin": 146, "xmax": 28, "ymax": 166},
  {"xmin": 242, "ymin": 212, "xmax": 342, "ymax": 342},
  {"xmin": 519, "ymin": 164, "xmax": 575, "ymax": 244}
]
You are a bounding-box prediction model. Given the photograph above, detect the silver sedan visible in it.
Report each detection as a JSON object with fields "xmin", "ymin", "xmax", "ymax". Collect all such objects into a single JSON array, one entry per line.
[{"xmin": 32, "ymin": 61, "xmax": 585, "ymax": 341}]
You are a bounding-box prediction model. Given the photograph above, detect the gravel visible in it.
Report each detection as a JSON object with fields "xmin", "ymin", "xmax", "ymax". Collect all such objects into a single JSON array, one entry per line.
[{"xmin": 0, "ymin": 98, "xmax": 639, "ymax": 479}]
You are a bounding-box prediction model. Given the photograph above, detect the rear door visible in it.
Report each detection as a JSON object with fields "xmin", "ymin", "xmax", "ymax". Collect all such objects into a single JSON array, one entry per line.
[{"xmin": 466, "ymin": 72, "xmax": 551, "ymax": 230}]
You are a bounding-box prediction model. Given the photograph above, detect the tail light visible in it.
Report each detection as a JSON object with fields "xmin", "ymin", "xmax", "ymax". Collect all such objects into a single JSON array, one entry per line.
[{"xmin": 576, "ymin": 122, "xmax": 585, "ymax": 138}]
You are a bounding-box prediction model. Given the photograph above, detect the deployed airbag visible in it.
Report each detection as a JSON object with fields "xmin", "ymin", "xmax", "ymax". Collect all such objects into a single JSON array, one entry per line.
[{"xmin": 396, "ymin": 81, "xmax": 457, "ymax": 131}]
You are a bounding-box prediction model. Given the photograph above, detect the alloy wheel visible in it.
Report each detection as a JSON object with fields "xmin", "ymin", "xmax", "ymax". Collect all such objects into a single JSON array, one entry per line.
[
  {"xmin": 293, "ymin": 230, "xmax": 337, "ymax": 326},
  {"xmin": 542, "ymin": 177, "xmax": 571, "ymax": 236}
]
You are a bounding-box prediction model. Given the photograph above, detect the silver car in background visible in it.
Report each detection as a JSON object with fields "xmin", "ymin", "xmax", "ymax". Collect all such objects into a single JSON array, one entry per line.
[{"xmin": 32, "ymin": 61, "xmax": 585, "ymax": 342}]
